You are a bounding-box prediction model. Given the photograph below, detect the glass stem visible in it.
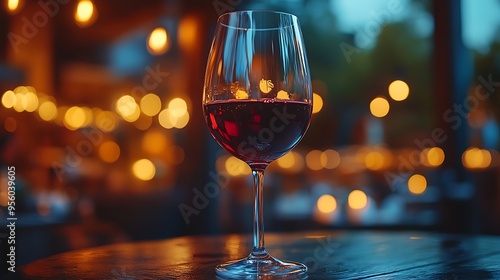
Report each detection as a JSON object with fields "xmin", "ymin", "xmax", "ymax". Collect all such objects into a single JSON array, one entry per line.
[{"xmin": 252, "ymin": 168, "xmax": 266, "ymax": 254}]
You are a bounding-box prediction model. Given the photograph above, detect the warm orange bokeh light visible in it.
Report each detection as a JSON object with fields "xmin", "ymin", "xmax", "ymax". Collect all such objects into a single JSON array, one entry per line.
[
  {"xmin": 462, "ymin": 147, "xmax": 491, "ymax": 169},
  {"xmin": 370, "ymin": 97, "xmax": 390, "ymax": 118},
  {"xmin": 75, "ymin": 0, "xmax": 96, "ymax": 27},
  {"xmin": 388, "ymin": 80, "xmax": 410, "ymax": 101},
  {"xmin": 408, "ymin": 174, "xmax": 427, "ymax": 195},
  {"xmin": 348, "ymin": 190, "xmax": 368, "ymax": 210},
  {"xmin": 148, "ymin": 27, "xmax": 169, "ymax": 55},
  {"xmin": 317, "ymin": 194, "xmax": 337, "ymax": 214}
]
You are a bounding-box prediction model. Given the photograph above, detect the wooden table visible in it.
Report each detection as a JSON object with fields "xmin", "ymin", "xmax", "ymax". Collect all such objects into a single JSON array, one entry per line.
[{"xmin": 7, "ymin": 230, "xmax": 500, "ymax": 279}]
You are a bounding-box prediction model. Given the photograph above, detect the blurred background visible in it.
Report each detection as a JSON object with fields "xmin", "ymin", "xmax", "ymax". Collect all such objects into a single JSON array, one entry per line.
[{"xmin": 1, "ymin": 0, "xmax": 500, "ymax": 269}]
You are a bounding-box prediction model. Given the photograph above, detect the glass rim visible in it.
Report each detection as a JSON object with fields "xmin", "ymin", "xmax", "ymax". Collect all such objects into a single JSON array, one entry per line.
[{"xmin": 217, "ymin": 10, "xmax": 298, "ymax": 31}]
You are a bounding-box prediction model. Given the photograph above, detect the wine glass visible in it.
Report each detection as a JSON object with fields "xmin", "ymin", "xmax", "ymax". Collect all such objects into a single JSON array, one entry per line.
[{"xmin": 203, "ymin": 10, "xmax": 312, "ymax": 278}]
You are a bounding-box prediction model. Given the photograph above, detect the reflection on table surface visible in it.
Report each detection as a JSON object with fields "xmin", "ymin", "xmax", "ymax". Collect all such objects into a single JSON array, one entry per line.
[{"xmin": 9, "ymin": 230, "xmax": 500, "ymax": 280}]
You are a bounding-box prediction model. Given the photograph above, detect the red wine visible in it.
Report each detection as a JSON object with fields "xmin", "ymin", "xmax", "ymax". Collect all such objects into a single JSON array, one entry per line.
[{"xmin": 204, "ymin": 99, "xmax": 312, "ymax": 166}]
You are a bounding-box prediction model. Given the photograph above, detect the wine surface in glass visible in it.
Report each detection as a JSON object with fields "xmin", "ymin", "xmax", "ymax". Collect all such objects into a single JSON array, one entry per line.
[{"xmin": 204, "ymin": 99, "xmax": 311, "ymax": 165}]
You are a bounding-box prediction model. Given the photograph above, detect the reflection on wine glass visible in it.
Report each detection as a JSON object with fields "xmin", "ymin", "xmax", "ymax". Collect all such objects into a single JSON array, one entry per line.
[{"xmin": 203, "ymin": 10, "xmax": 312, "ymax": 279}]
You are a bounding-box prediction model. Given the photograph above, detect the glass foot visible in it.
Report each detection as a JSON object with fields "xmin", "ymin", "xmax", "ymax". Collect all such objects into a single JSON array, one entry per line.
[{"xmin": 215, "ymin": 249, "xmax": 307, "ymax": 279}]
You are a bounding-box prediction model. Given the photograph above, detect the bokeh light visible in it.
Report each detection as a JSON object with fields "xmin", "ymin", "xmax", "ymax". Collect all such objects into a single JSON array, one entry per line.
[
  {"xmin": 317, "ymin": 194, "xmax": 337, "ymax": 214},
  {"xmin": 348, "ymin": 190, "xmax": 368, "ymax": 210},
  {"xmin": 173, "ymin": 111, "xmax": 190, "ymax": 129},
  {"xmin": 168, "ymin": 98, "xmax": 188, "ymax": 117},
  {"xmin": 462, "ymin": 147, "xmax": 492, "ymax": 169},
  {"xmin": 99, "ymin": 141, "xmax": 121, "ymax": 163},
  {"xmin": 64, "ymin": 106, "xmax": 86, "ymax": 130},
  {"xmin": 7, "ymin": 0, "xmax": 22, "ymax": 14},
  {"xmin": 225, "ymin": 156, "xmax": 251, "ymax": 176},
  {"xmin": 364, "ymin": 150, "xmax": 385, "ymax": 171},
  {"xmin": 306, "ymin": 150, "xmax": 323, "ymax": 170},
  {"xmin": 275, "ymin": 151, "xmax": 304, "ymax": 173},
  {"xmin": 370, "ymin": 97, "xmax": 390, "ymax": 118},
  {"xmin": 421, "ymin": 147, "xmax": 445, "ymax": 167},
  {"xmin": 1, "ymin": 90, "xmax": 16, "ymax": 108},
  {"xmin": 388, "ymin": 80, "xmax": 410, "ymax": 101},
  {"xmin": 24, "ymin": 91, "xmax": 39, "ymax": 112},
  {"xmin": 158, "ymin": 98, "xmax": 190, "ymax": 129},
  {"xmin": 276, "ymin": 152, "xmax": 296, "ymax": 169},
  {"xmin": 95, "ymin": 111, "xmax": 118, "ymax": 132},
  {"xmin": 140, "ymin": 93, "xmax": 162, "ymax": 116},
  {"xmin": 116, "ymin": 95, "xmax": 140, "ymax": 122},
  {"xmin": 312, "ymin": 93, "xmax": 323, "ymax": 114},
  {"xmin": 321, "ymin": 149, "xmax": 340, "ymax": 169},
  {"xmin": 408, "ymin": 174, "xmax": 427, "ymax": 195},
  {"xmin": 132, "ymin": 159, "xmax": 156, "ymax": 181},
  {"xmin": 75, "ymin": 0, "xmax": 96, "ymax": 26},
  {"xmin": 38, "ymin": 100, "xmax": 58, "ymax": 121},
  {"xmin": 148, "ymin": 27, "xmax": 169, "ymax": 55}
]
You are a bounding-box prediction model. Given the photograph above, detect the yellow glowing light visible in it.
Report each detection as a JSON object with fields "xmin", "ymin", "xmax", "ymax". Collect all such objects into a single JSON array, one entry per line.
[
  {"xmin": 225, "ymin": 156, "xmax": 251, "ymax": 176},
  {"xmin": 306, "ymin": 150, "xmax": 323, "ymax": 171},
  {"xmin": 462, "ymin": 147, "xmax": 491, "ymax": 169},
  {"xmin": 388, "ymin": 80, "xmax": 410, "ymax": 101},
  {"xmin": 64, "ymin": 106, "xmax": 86, "ymax": 130},
  {"xmin": 99, "ymin": 141, "xmax": 120, "ymax": 163},
  {"xmin": 321, "ymin": 149, "xmax": 340, "ymax": 169},
  {"xmin": 2, "ymin": 90, "xmax": 16, "ymax": 108},
  {"xmin": 24, "ymin": 91, "xmax": 38, "ymax": 112},
  {"xmin": 168, "ymin": 98, "xmax": 188, "ymax": 117},
  {"xmin": 317, "ymin": 194, "xmax": 337, "ymax": 214},
  {"xmin": 142, "ymin": 130, "xmax": 168, "ymax": 154},
  {"xmin": 421, "ymin": 147, "xmax": 445, "ymax": 167},
  {"xmin": 276, "ymin": 90, "xmax": 290, "ymax": 100},
  {"xmin": 370, "ymin": 97, "xmax": 390, "ymax": 118},
  {"xmin": 408, "ymin": 174, "xmax": 427, "ymax": 195},
  {"xmin": 4, "ymin": 117, "xmax": 17, "ymax": 133},
  {"xmin": 122, "ymin": 106, "xmax": 140, "ymax": 122},
  {"xmin": 95, "ymin": 111, "xmax": 118, "ymax": 132},
  {"xmin": 235, "ymin": 89, "xmax": 248, "ymax": 99},
  {"xmin": 75, "ymin": 0, "xmax": 95, "ymax": 26},
  {"xmin": 259, "ymin": 79, "xmax": 274, "ymax": 94},
  {"xmin": 348, "ymin": 190, "xmax": 368, "ymax": 210},
  {"xmin": 81, "ymin": 106, "xmax": 93, "ymax": 127},
  {"xmin": 148, "ymin": 27, "xmax": 169, "ymax": 55},
  {"xmin": 277, "ymin": 151, "xmax": 296, "ymax": 169},
  {"xmin": 116, "ymin": 95, "xmax": 138, "ymax": 116},
  {"xmin": 312, "ymin": 93, "xmax": 323, "ymax": 114},
  {"xmin": 132, "ymin": 159, "xmax": 156, "ymax": 181},
  {"xmin": 158, "ymin": 109, "xmax": 174, "ymax": 129},
  {"xmin": 7, "ymin": 0, "xmax": 20, "ymax": 13},
  {"xmin": 13, "ymin": 93, "xmax": 27, "ymax": 112},
  {"xmin": 174, "ymin": 111, "xmax": 189, "ymax": 129},
  {"xmin": 38, "ymin": 101, "xmax": 57, "ymax": 121},
  {"xmin": 140, "ymin": 93, "xmax": 162, "ymax": 116},
  {"xmin": 116, "ymin": 95, "xmax": 140, "ymax": 122},
  {"xmin": 364, "ymin": 151, "xmax": 385, "ymax": 171}
]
